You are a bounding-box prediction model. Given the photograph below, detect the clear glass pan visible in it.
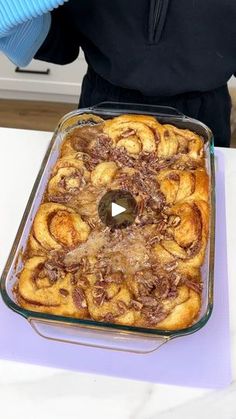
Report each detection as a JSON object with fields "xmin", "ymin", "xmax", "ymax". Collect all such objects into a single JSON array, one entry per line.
[{"xmin": 0, "ymin": 102, "xmax": 215, "ymax": 353}]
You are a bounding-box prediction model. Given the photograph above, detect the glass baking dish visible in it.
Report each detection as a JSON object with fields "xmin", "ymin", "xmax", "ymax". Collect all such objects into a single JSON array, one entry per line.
[{"xmin": 0, "ymin": 102, "xmax": 215, "ymax": 353}]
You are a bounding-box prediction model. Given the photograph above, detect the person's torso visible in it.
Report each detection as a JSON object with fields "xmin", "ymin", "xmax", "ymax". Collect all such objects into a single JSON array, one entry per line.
[{"xmin": 66, "ymin": 0, "xmax": 236, "ymax": 95}]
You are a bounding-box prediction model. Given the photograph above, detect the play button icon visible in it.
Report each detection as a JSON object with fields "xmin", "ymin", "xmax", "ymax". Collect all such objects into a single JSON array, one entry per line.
[
  {"xmin": 98, "ymin": 190, "xmax": 138, "ymax": 229},
  {"xmin": 111, "ymin": 202, "xmax": 126, "ymax": 217}
]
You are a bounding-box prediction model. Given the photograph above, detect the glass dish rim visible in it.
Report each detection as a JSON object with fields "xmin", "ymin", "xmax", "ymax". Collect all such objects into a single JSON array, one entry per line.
[{"xmin": 0, "ymin": 102, "xmax": 215, "ymax": 339}]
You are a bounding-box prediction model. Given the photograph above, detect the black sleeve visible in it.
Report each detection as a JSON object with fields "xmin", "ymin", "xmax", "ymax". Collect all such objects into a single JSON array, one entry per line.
[{"xmin": 35, "ymin": 3, "xmax": 80, "ymax": 65}]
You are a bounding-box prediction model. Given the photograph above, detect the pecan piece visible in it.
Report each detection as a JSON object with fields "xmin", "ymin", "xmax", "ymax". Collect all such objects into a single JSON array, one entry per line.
[
  {"xmin": 59, "ymin": 288, "xmax": 69, "ymax": 297},
  {"xmin": 72, "ymin": 287, "xmax": 87, "ymax": 309}
]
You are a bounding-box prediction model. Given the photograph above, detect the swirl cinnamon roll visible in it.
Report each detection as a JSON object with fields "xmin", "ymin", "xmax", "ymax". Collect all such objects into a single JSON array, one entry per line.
[
  {"xmin": 156, "ymin": 168, "xmax": 209, "ymax": 204},
  {"xmin": 153, "ymin": 125, "xmax": 204, "ymax": 160},
  {"xmin": 17, "ymin": 257, "xmax": 88, "ymax": 317},
  {"xmin": 85, "ymin": 272, "xmax": 136, "ymax": 325},
  {"xmin": 152, "ymin": 200, "xmax": 209, "ymax": 268},
  {"xmin": 126, "ymin": 266, "xmax": 201, "ymax": 329},
  {"xmin": 29, "ymin": 203, "xmax": 90, "ymax": 253},
  {"xmin": 47, "ymin": 154, "xmax": 90, "ymax": 203},
  {"xmin": 163, "ymin": 125, "xmax": 204, "ymax": 160},
  {"xmin": 61, "ymin": 114, "xmax": 104, "ymax": 157},
  {"xmin": 103, "ymin": 114, "xmax": 158, "ymax": 154}
]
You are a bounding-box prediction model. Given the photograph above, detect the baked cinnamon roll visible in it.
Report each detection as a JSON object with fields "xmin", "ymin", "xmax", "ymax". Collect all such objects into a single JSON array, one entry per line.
[
  {"xmin": 60, "ymin": 114, "xmax": 104, "ymax": 157},
  {"xmin": 127, "ymin": 266, "xmax": 201, "ymax": 329},
  {"xmin": 16, "ymin": 113, "xmax": 210, "ymax": 331},
  {"xmin": 29, "ymin": 203, "xmax": 90, "ymax": 252},
  {"xmin": 17, "ymin": 256, "xmax": 88, "ymax": 317},
  {"xmin": 152, "ymin": 200, "xmax": 209, "ymax": 268},
  {"xmin": 163, "ymin": 125, "xmax": 204, "ymax": 160},
  {"xmin": 103, "ymin": 114, "xmax": 158, "ymax": 154},
  {"xmin": 91, "ymin": 161, "xmax": 118, "ymax": 187},
  {"xmin": 47, "ymin": 154, "xmax": 90, "ymax": 203},
  {"xmin": 85, "ymin": 272, "xmax": 136, "ymax": 325},
  {"xmin": 157, "ymin": 168, "xmax": 208, "ymax": 204}
]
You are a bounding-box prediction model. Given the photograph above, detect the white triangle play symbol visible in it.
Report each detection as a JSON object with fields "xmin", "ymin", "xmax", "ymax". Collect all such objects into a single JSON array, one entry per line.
[{"xmin": 111, "ymin": 202, "xmax": 126, "ymax": 217}]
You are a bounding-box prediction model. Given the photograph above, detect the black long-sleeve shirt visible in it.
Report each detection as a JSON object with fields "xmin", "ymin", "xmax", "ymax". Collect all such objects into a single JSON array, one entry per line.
[{"xmin": 36, "ymin": 0, "xmax": 236, "ymax": 97}]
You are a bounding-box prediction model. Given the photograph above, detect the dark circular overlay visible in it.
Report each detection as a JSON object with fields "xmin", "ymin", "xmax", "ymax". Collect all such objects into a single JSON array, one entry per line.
[{"xmin": 98, "ymin": 189, "xmax": 138, "ymax": 229}]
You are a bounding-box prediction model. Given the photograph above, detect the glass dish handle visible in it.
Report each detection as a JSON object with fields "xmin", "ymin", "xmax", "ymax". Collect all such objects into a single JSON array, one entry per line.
[
  {"xmin": 29, "ymin": 318, "xmax": 170, "ymax": 354},
  {"xmin": 90, "ymin": 101, "xmax": 185, "ymax": 117}
]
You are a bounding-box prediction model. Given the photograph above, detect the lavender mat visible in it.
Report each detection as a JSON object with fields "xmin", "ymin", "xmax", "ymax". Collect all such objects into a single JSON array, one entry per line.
[{"xmin": 0, "ymin": 150, "xmax": 231, "ymax": 388}]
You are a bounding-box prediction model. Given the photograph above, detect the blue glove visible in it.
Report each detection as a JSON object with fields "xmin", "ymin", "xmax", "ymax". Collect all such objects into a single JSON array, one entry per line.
[
  {"xmin": 0, "ymin": 0, "xmax": 65, "ymax": 36},
  {"xmin": 0, "ymin": 0, "xmax": 66, "ymax": 66},
  {"xmin": 0, "ymin": 15, "xmax": 51, "ymax": 66}
]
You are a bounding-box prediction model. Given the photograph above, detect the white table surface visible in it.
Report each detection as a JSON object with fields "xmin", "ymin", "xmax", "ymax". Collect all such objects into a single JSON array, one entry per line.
[{"xmin": 0, "ymin": 128, "xmax": 235, "ymax": 419}]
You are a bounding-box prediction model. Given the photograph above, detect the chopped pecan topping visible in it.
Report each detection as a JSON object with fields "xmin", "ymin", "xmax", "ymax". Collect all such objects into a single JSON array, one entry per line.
[
  {"xmin": 173, "ymin": 273, "xmax": 182, "ymax": 287},
  {"xmin": 65, "ymin": 263, "xmax": 81, "ymax": 273},
  {"xmin": 59, "ymin": 288, "xmax": 69, "ymax": 297},
  {"xmin": 172, "ymin": 158, "xmax": 202, "ymax": 170},
  {"xmin": 147, "ymin": 235, "xmax": 160, "ymax": 246},
  {"xmin": 103, "ymin": 313, "xmax": 115, "ymax": 322},
  {"xmin": 186, "ymin": 240, "xmax": 201, "ymax": 257},
  {"xmin": 168, "ymin": 215, "xmax": 181, "ymax": 227},
  {"xmin": 138, "ymin": 296, "xmax": 158, "ymax": 307},
  {"xmin": 130, "ymin": 300, "xmax": 143, "ymax": 310},
  {"xmin": 48, "ymin": 194, "xmax": 71, "ymax": 204},
  {"xmin": 92, "ymin": 281, "xmax": 107, "ymax": 306},
  {"xmin": 72, "ymin": 287, "xmax": 87, "ymax": 309},
  {"xmin": 70, "ymin": 275, "xmax": 78, "ymax": 285},
  {"xmin": 109, "ymin": 146, "xmax": 136, "ymax": 168},
  {"xmin": 136, "ymin": 271, "xmax": 157, "ymax": 295},
  {"xmin": 89, "ymin": 134, "xmax": 112, "ymax": 162},
  {"xmin": 163, "ymin": 261, "xmax": 179, "ymax": 272},
  {"xmin": 135, "ymin": 269, "xmax": 178, "ymax": 301},
  {"xmin": 142, "ymin": 305, "xmax": 168, "ymax": 326},
  {"xmin": 104, "ymin": 271, "xmax": 124, "ymax": 284},
  {"xmin": 154, "ymin": 277, "xmax": 170, "ymax": 300},
  {"xmin": 117, "ymin": 300, "xmax": 127, "ymax": 314},
  {"xmin": 183, "ymin": 276, "xmax": 203, "ymax": 294},
  {"xmin": 168, "ymin": 173, "xmax": 180, "ymax": 182},
  {"xmin": 87, "ymin": 220, "xmax": 96, "ymax": 229},
  {"xmin": 186, "ymin": 281, "xmax": 202, "ymax": 294},
  {"xmin": 43, "ymin": 261, "xmax": 65, "ymax": 283}
]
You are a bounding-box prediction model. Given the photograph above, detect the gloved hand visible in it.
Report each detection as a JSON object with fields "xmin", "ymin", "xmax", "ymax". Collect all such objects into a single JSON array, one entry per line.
[
  {"xmin": 0, "ymin": 0, "xmax": 67, "ymax": 66},
  {"xmin": 0, "ymin": 0, "xmax": 66, "ymax": 36}
]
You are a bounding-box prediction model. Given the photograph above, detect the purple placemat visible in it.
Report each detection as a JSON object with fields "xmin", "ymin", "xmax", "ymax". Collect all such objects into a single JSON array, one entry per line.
[{"xmin": 0, "ymin": 150, "xmax": 231, "ymax": 388}]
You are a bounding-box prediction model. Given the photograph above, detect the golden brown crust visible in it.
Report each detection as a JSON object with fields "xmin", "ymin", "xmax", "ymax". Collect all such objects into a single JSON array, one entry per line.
[
  {"xmin": 47, "ymin": 154, "xmax": 90, "ymax": 201},
  {"xmin": 85, "ymin": 280, "xmax": 136, "ymax": 326},
  {"xmin": 157, "ymin": 288, "xmax": 201, "ymax": 330},
  {"xmin": 163, "ymin": 125, "xmax": 204, "ymax": 160},
  {"xmin": 152, "ymin": 200, "xmax": 209, "ymax": 269},
  {"xmin": 91, "ymin": 161, "xmax": 118, "ymax": 187},
  {"xmin": 16, "ymin": 113, "xmax": 209, "ymax": 331},
  {"xmin": 17, "ymin": 257, "xmax": 88, "ymax": 318},
  {"xmin": 157, "ymin": 168, "xmax": 209, "ymax": 204},
  {"xmin": 32, "ymin": 203, "xmax": 90, "ymax": 251},
  {"xmin": 60, "ymin": 117, "xmax": 104, "ymax": 157},
  {"xmin": 103, "ymin": 114, "xmax": 157, "ymax": 154}
]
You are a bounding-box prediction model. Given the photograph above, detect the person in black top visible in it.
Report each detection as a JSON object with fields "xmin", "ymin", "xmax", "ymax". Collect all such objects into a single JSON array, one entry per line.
[{"xmin": 34, "ymin": 0, "xmax": 236, "ymax": 147}]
